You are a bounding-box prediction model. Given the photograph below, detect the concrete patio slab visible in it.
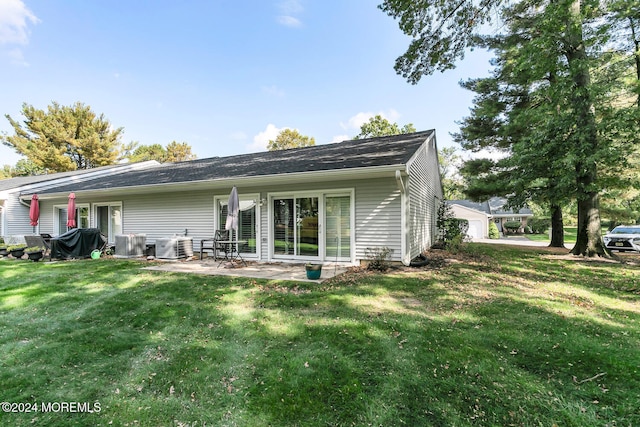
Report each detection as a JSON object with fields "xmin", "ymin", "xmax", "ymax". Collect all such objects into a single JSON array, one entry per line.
[{"xmin": 142, "ymin": 259, "xmax": 348, "ymax": 283}]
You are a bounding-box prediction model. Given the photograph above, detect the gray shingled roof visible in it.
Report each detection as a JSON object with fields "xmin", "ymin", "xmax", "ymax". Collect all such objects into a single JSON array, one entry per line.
[
  {"xmin": 448, "ymin": 197, "xmax": 533, "ymax": 216},
  {"xmin": 35, "ymin": 130, "xmax": 435, "ymax": 195},
  {"xmin": 447, "ymin": 199, "xmax": 491, "ymax": 214},
  {"xmin": 0, "ymin": 163, "xmax": 139, "ymax": 192}
]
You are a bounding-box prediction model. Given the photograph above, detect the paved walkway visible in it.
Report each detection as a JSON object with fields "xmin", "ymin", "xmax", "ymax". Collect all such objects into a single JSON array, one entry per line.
[{"xmin": 143, "ymin": 259, "xmax": 348, "ymax": 283}]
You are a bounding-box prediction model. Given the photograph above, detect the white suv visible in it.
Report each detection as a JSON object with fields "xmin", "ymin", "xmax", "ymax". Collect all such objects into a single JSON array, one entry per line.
[{"xmin": 603, "ymin": 225, "xmax": 640, "ymax": 252}]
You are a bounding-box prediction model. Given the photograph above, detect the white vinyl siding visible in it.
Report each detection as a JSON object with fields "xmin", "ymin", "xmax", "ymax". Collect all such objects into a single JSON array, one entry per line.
[
  {"xmin": 406, "ymin": 136, "xmax": 443, "ymax": 263},
  {"xmin": 354, "ymin": 179, "xmax": 403, "ymax": 263},
  {"xmin": 119, "ymin": 192, "xmax": 215, "ymax": 248},
  {"xmin": 2, "ymin": 197, "xmax": 36, "ymax": 237}
]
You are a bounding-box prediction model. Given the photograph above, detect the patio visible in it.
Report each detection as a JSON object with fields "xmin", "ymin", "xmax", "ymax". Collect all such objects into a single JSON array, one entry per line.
[{"xmin": 142, "ymin": 259, "xmax": 349, "ymax": 282}]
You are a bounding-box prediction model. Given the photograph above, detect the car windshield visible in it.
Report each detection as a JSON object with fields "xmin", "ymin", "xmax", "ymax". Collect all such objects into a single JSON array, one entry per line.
[{"xmin": 611, "ymin": 227, "xmax": 640, "ymax": 234}]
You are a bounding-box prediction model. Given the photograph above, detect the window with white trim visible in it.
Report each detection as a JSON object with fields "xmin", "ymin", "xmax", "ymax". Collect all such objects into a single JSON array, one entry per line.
[{"xmin": 53, "ymin": 204, "xmax": 89, "ymax": 235}]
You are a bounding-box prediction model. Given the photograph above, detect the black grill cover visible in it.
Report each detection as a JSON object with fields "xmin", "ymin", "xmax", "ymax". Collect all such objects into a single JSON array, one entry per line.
[{"xmin": 50, "ymin": 228, "xmax": 107, "ymax": 259}]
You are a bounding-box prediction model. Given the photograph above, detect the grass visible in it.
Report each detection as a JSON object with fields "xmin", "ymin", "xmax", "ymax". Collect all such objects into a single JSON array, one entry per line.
[
  {"xmin": 1, "ymin": 245, "xmax": 639, "ymax": 426},
  {"xmin": 525, "ymin": 227, "xmax": 611, "ymax": 244}
]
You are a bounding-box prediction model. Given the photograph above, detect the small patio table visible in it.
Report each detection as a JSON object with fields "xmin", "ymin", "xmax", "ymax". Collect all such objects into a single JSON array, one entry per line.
[{"xmin": 216, "ymin": 240, "xmax": 248, "ymax": 267}]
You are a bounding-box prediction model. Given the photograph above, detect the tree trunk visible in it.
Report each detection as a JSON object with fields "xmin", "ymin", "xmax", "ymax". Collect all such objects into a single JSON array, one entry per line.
[
  {"xmin": 565, "ymin": 0, "xmax": 606, "ymax": 257},
  {"xmin": 630, "ymin": 17, "xmax": 640, "ymax": 107},
  {"xmin": 571, "ymin": 190, "xmax": 607, "ymax": 256},
  {"xmin": 549, "ymin": 204, "xmax": 565, "ymax": 248}
]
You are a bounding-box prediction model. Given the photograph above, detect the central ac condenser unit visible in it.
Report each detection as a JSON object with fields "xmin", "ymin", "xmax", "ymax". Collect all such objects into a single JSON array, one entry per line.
[
  {"xmin": 155, "ymin": 237, "xmax": 194, "ymax": 259},
  {"xmin": 115, "ymin": 234, "xmax": 147, "ymax": 258}
]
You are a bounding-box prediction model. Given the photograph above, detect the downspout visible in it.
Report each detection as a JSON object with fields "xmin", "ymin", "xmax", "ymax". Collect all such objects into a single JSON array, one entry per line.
[
  {"xmin": 18, "ymin": 195, "xmax": 31, "ymax": 209},
  {"xmin": 395, "ymin": 170, "xmax": 406, "ymax": 194},
  {"xmin": 395, "ymin": 170, "xmax": 410, "ymax": 266}
]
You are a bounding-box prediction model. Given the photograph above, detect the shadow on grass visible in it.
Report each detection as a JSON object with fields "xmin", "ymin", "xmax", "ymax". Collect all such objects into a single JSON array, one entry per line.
[{"xmin": 0, "ymin": 253, "xmax": 638, "ymax": 426}]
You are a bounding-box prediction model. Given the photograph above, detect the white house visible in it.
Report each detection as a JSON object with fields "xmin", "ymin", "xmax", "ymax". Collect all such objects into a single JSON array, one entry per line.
[
  {"xmin": 447, "ymin": 198, "xmax": 534, "ymax": 239},
  {"xmin": 12, "ymin": 131, "xmax": 443, "ymax": 265},
  {"xmin": 0, "ymin": 161, "xmax": 158, "ymax": 241}
]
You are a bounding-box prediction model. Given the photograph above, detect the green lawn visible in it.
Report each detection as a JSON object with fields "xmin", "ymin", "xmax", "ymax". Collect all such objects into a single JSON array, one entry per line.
[
  {"xmin": 525, "ymin": 227, "xmax": 611, "ymax": 244},
  {"xmin": 525, "ymin": 226, "xmax": 578, "ymax": 243},
  {"xmin": 1, "ymin": 246, "xmax": 639, "ymax": 426}
]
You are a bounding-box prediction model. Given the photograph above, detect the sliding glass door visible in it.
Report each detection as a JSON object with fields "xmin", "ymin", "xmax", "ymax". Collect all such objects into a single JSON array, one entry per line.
[
  {"xmin": 273, "ymin": 196, "xmax": 319, "ymax": 259},
  {"xmin": 95, "ymin": 204, "xmax": 122, "ymax": 243},
  {"xmin": 325, "ymin": 195, "xmax": 351, "ymax": 261}
]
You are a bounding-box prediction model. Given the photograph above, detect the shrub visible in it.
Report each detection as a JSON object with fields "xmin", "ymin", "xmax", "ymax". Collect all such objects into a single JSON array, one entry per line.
[
  {"xmin": 528, "ymin": 218, "xmax": 551, "ymax": 234},
  {"xmin": 488, "ymin": 221, "xmax": 500, "ymax": 239},
  {"xmin": 436, "ymin": 201, "xmax": 469, "ymax": 246},
  {"xmin": 503, "ymin": 221, "xmax": 522, "ymax": 233},
  {"xmin": 364, "ymin": 247, "xmax": 394, "ymax": 271}
]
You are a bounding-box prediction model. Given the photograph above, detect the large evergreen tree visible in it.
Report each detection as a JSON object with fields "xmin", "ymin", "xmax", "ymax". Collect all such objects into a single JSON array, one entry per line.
[
  {"xmin": 380, "ymin": 0, "xmax": 640, "ymax": 256},
  {"xmin": 1, "ymin": 101, "xmax": 124, "ymax": 172}
]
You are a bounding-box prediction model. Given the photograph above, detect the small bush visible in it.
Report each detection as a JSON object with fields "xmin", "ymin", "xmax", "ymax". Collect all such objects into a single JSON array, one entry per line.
[
  {"xmin": 364, "ymin": 247, "xmax": 394, "ymax": 271},
  {"xmin": 503, "ymin": 221, "xmax": 522, "ymax": 233},
  {"xmin": 528, "ymin": 218, "xmax": 551, "ymax": 234},
  {"xmin": 436, "ymin": 201, "xmax": 470, "ymax": 247},
  {"xmin": 488, "ymin": 222, "xmax": 500, "ymax": 239}
]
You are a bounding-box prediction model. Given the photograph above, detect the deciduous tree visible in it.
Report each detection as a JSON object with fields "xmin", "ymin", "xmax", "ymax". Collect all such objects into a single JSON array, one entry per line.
[
  {"xmin": 353, "ymin": 115, "xmax": 416, "ymax": 139},
  {"xmin": 267, "ymin": 129, "xmax": 315, "ymax": 151}
]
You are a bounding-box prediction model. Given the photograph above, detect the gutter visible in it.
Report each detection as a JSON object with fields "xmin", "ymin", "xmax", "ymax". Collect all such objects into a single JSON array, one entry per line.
[{"xmin": 24, "ymin": 164, "xmax": 409, "ymax": 201}]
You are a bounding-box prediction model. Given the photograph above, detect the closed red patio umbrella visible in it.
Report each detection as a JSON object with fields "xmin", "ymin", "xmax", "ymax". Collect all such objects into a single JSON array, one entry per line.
[
  {"xmin": 67, "ymin": 193, "xmax": 76, "ymax": 228},
  {"xmin": 29, "ymin": 194, "xmax": 40, "ymax": 230}
]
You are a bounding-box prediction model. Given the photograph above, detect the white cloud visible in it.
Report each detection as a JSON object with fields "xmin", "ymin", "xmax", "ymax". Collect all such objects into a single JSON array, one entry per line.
[
  {"xmin": 0, "ymin": 0, "xmax": 40, "ymax": 45},
  {"xmin": 277, "ymin": 15, "xmax": 302, "ymax": 28},
  {"xmin": 248, "ymin": 123, "xmax": 289, "ymax": 152},
  {"xmin": 276, "ymin": 0, "xmax": 303, "ymax": 27},
  {"xmin": 341, "ymin": 109, "xmax": 402, "ymax": 131},
  {"xmin": 261, "ymin": 84, "xmax": 285, "ymax": 97},
  {"xmin": 278, "ymin": 0, "xmax": 303, "ymax": 15}
]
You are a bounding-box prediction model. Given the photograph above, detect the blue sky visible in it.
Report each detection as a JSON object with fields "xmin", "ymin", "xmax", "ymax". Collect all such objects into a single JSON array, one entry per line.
[{"xmin": 0, "ymin": 0, "xmax": 493, "ymax": 166}]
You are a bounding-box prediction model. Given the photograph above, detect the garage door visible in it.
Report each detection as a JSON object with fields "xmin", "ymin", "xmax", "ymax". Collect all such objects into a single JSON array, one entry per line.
[{"xmin": 467, "ymin": 220, "xmax": 483, "ymax": 239}]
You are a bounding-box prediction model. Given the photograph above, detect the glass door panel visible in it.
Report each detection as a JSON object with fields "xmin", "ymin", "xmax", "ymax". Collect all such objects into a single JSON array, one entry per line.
[
  {"xmin": 218, "ymin": 198, "xmax": 258, "ymax": 254},
  {"xmin": 110, "ymin": 206, "xmax": 122, "ymax": 238},
  {"xmin": 273, "ymin": 198, "xmax": 294, "ymax": 255},
  {"xmin": 297, "ymin": 197, "xmax": 318, "ymax": 257},
  {"xmin": 273, "ymin": 196, "xmax": 319, "ymax": 258},
  {"xmin": 325, "ymin": 196, "xmax": 351, "ymax": 260}
]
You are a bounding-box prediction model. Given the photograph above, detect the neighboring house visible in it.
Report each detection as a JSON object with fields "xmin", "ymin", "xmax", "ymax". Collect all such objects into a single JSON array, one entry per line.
[
  {"xmin": 448, "ymin": 201, "xmax": 492, "ymax": 240},
  {"xmin": 17, "ymin": 131, "xmax": 443, "ymax": 265},
  {"xmin": 0, "ymin": 161, "xmax": 159, "ymax": 240},
  {"xmin": 447, "ymin": 198, "xmax": 534, "ymax": 239}
]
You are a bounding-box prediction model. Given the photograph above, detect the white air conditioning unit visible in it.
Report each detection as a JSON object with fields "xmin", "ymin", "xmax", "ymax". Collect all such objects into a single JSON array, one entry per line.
[
  {"xmin": 115, "ymin": 234, "xmax": 147, "ymax": 258},
  {"xmin": 155, "ymin": 237, "xmax": 193, "ymax": 260}
]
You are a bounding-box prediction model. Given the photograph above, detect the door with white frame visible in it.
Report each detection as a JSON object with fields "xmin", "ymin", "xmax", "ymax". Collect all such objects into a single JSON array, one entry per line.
[
  {"xmin": 94, "ymin": 203, "xmax": 122, "ymax": 243},
  {"xmin": 53, "ymin": 204, "xmax": 89, "ymax": 235},
  {"xmin": 324, "ymin": 194, "xmax": 352, "ymax": 263},
  {"xmin": 271, "ymin": 191, "xmax": 353, "ymax": 263},
  {"xmin": 215, "ymin": 194, "xmax": 259, "ymax": 257}
]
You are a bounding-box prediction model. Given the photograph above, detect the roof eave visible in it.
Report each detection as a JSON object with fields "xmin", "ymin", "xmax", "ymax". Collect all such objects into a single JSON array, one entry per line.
[{"xmin": 24, "ymin": 164, "xmax": 407, "ymax": 201}]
